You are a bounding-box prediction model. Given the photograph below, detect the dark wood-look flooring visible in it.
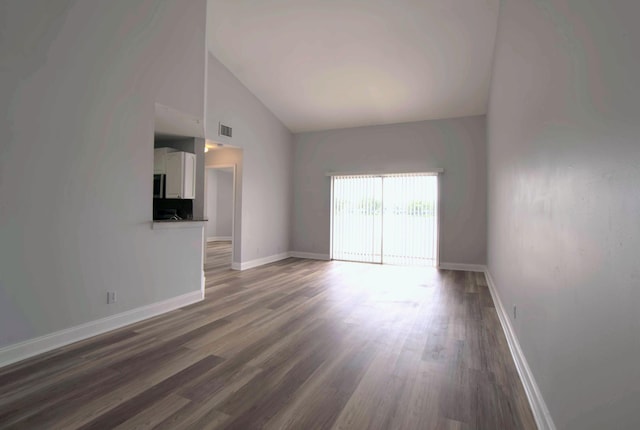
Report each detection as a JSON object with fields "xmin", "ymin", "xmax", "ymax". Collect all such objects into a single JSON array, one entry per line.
[{"xmin": 0, "ymin": 243, "xmax": 536, "ymax": 429}]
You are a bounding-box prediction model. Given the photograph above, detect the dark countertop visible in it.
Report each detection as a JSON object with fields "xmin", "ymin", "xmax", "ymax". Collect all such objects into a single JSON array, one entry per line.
[
  {"xmin": 152, "ymin": 218, "xmax": 208, "ymax": 223},
  {"xmin": 151, "ymin": 218, "xmax": 208, "ymax": 230}
]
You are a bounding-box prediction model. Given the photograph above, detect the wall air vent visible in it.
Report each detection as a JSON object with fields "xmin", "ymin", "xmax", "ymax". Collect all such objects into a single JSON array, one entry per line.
[{"xmin": 219, "ymin": 123, "xmax": 232, "ymax": 138}]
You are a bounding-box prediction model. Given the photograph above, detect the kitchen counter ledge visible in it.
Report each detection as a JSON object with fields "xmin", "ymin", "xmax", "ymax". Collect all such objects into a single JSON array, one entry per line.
[{"xmin": 151, "ymin": 219, "xmax": 207, "ymax": 230}]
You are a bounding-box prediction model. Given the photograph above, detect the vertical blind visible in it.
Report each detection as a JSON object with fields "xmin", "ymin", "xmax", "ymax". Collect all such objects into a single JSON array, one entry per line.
[
  {"xmin": 331, "ymin": 173, "xmax": 439, "ymax": 267},
  {"xmin": 331, "ymin": 175, "xmax": 383, "ymax": 263}
]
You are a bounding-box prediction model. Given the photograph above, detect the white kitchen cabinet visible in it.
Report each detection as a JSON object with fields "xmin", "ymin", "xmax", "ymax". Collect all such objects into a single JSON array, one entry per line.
[
  {"xmin": 153, "ymin": 148, "xmax": 176, "ymax": 174},
  {"xmin": 165, "ymin": 151, "xmax": 196, "ymax": 199}
]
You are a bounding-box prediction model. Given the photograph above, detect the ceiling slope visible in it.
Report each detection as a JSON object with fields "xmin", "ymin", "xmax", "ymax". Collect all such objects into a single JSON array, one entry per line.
[{"xmin": 208, "ymin": 0, "xmax": 500, "ymax": 132}]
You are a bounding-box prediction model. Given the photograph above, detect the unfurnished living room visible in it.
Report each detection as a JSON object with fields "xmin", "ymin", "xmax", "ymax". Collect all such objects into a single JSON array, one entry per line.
[{"xmin": 1, "ymin": 1, "xmax": 638, "ymax": 429}]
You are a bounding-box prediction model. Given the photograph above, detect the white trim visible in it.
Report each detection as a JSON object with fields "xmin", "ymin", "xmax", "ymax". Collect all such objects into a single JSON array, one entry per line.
[
  {"xmin": 201, "ymin": 270, "xmax": 206, "ymax": 296},
  {"xmin": 231, "ymin": 252, "xmax": 290, "ymax": 271},
  {"xmin": 0, "ymin": 290, "xmax": 204, "ymax": 369},
  {"xmin": 207, "ymin": 236, "xmax": 232, "ymax": 242},
  {"xmin": 485, "ymin": 269, "xmax": 556, "ymax": 430},
  {"xmin": 289, "ymin": 252, "xmax": 331, "ymax": 261},
  {"xmin": 329, "ymin": 176, "xmax": 335, "ymax": 260},
  {"xmin": 438, "ymin": 262, "xmax": 486, "ymax": 272},
  {"xmin": 435, "ymin": 174, "xmax": 441, "ymax": 268},
  {"xmin": 325, "ymin": 169, "xmax": 443, "ymax": 177}
]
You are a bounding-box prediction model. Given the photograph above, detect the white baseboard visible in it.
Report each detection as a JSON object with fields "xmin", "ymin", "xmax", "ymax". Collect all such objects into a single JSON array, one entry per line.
[
  {"xmin": 484, "ymin": 269, "xmax": 556, "ymax": 430},
  {"xmin": 231, "ymin": 252, "xmax": 290, "ymax": 271},
  {"xmin": 0, "ymin": 290, "xmax": 204, "ymax": 369},
  {"xmin": 438, "ymin": 262, "xmax": 487, "ymax": 272},
  {"xmin": 207, "ymin": 236, "xmax": 232, "ymax": 242},
  {"xmin": 289, "ymin": 251, "xmax": 331, "ymax": 261}
]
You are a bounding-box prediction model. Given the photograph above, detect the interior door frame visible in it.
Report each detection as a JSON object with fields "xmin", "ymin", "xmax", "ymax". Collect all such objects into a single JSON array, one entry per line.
[
  {"xmin": 435, "ymin": 173, "xmax": 441, "ymax": 268},
  {"xmin": 328, "ymin": 170, "xmax": 443, "ymax": 267},
  {"xmin": 329, "ymin": 175, "xmax": 334, "ymax": 261},
  {"xmin": 204, "ymin": 164, "xmax": 237, "ymax": 267}
]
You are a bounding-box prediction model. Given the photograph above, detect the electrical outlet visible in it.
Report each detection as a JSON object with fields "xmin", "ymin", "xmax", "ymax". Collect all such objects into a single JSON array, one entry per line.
[
  {"xmin": 107, "ymin": 291, "xmax": 117, "ymax": 304},
  {"xmin": 513, "ymin": 305, "xmax": 517, "ymax": 319}
]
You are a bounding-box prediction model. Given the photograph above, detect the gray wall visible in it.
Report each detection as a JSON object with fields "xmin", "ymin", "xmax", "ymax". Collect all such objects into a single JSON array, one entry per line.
[
  {"xmin": 292, "ymin": 116, "xmax": 487, "ymax": 264},
  {"xmin": 0, "ymin": 0, "xmax": 207, "ymax": 349},
  {"xmin": 487, "ymin": 0, "xmax": 640, "ymax": 428},
  {"xmin": 206, "ymin": 53, "xmax": 294, "ymax": 263},
  {"xmin": 205, "ymin": 169, "xmax": 233, "ymax": 239}
]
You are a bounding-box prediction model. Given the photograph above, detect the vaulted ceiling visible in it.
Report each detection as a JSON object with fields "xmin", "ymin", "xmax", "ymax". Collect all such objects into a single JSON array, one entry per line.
[{"xmin": 207, "ymin": 0, "xmax": 500, "ymax": 133}]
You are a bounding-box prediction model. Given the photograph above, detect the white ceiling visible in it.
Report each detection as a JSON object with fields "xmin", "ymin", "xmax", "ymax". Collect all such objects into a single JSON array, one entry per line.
[{"xmin": 207, "ymin": 0, "xmax": 500, "ymax": 133}]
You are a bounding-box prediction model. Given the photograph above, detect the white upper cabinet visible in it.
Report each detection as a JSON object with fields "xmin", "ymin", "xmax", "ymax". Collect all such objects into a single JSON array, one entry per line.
[
  {"xmin": 154, "ymin": 148, "xmax": 176, "ymax": 174},
  {"xmin": 165, "ymin": 151, "xmax": 196, "ymax": 199}
]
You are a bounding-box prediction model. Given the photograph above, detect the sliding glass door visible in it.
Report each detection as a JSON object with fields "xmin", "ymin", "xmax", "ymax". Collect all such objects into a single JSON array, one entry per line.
[
  {"xmin": 381, "ymin": 174, "xmax": 438, "ymax": 266},
  {"xmin": 331, "ymin": 173, "xmax": 439, "ymax": 267},
  {"xmin": 331, "ymin": 175, "xmax": 383, "ymax": 263}
]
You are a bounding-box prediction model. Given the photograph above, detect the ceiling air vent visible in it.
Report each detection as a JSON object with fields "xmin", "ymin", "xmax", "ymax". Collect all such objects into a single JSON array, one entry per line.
[{"xmin": 219, "ymin": 123, "xmax": 232, "ymax": 138}]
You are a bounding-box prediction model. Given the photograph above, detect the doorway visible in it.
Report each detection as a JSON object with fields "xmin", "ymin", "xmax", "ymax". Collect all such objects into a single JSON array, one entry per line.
[
  {"xmin": 204, "ymin": 165, "xmax": 235, "ymax": 271},
  {"xmin": 330, "ymin": 173, "xmax": 439, "ymax": 267}
]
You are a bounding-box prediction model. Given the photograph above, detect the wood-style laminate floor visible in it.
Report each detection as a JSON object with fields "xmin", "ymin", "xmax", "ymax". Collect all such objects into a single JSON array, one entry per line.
[{"xmin": 0, "ymin": 242, "xmax": 536, "ymax": 429}]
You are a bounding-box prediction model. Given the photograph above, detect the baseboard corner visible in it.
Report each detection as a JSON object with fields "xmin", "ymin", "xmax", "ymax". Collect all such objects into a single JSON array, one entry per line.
[
  {"xmin": 484, "ymin": 268, "xmax": 556, "ymax": 430},
  {"xmin": 289, "ymin": 251, "xmax": 331, "ymax": 261},
  {"xmin": 438, "ymin": 262, "xmax": 487, "ymax": 272},
  {"xmin": 232, "ymin": 252, "xmax": 290, "ymax": 271}
]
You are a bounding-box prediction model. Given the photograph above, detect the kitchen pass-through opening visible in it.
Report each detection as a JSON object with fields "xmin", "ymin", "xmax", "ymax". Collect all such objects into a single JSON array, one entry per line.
[{"xmin": 330, "ymin": 173, "xmax": 439, "ymax": 267}]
